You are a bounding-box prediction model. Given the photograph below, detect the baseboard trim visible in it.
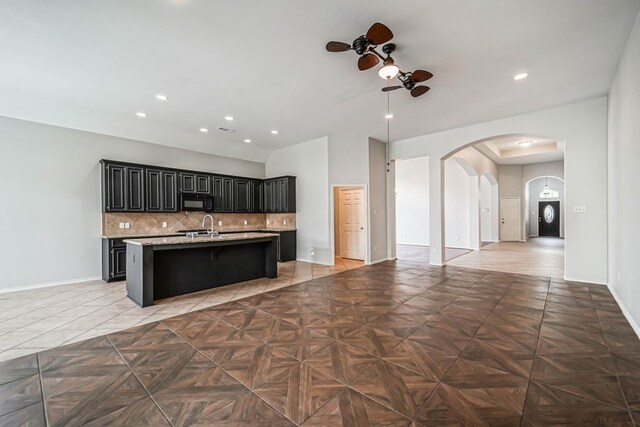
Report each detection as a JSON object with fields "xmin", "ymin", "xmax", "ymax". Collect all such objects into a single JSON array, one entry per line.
[
  {"xmin": 0, "ymin": 275, "xmax": 103, "ymax": 294},
  {"xmin": 396, "ymin": 243, "xmax": 429, "ymax": 247},
  {"xmin": 608, "ymin": 285, "xmax": 640, "ymax": 339},
  {"xmin": 563, "ymin": 275, "xmax": 608, "ymax": 286},
  {"xmin": 295, "ymin": 257, "xmax": 333, "ymax": 266}
]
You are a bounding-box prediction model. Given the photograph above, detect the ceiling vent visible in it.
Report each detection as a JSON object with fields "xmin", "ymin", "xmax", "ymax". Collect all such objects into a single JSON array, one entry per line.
[{"xmin": 217, "ymin": 127, "xmax": 236, "ymax": 133}]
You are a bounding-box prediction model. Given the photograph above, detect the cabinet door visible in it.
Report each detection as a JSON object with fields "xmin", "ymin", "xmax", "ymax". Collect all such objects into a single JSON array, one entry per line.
[
  {"xmin": 145, "ymin": 169, "xmax": 162, "ymax": 211},
  {"xmin": 105, "ymin": 164, "xmax": 126, "ymax": 211},
  {"xmin": 234, "ymin": 179, "xmax": 251, "ymax": 212},
  {"xmin": 223, "ymin": 178, "xmax": 234, "ymax": 212},
  {"xmin": 126, "ymin": 167, "xmax": 145, "ymax": 211},
  {"xmin": 180, "ymin": 173, "xmax": 196, "ymax": 193},
  {"xmin": 250, "ymin": 181, "xmax": 263, "ymax": 213},
  {"xmin": 263, "ymin": 181, "xmax": 273, "ymax": 213},
  {"xmin": 196, "ymin": 175, "xmax": 210, "ymax": 194},
  {"xmin": 162, "ymin": 171, "xmax": 178, "ymax": 211},
  {"xmin": 212, "ymin": 176, "xmax": 225, "ymax": 212},
  {"xmin": 278, "ymin": 179, "xmax": 288, "ymax": 213},
  {"xmin": 111, "ymin": 247, "xmax": 127, "ymax": 279},
  {"xmin": 273, "ymin": 180, "xmax": 282, "ymax": 212}
]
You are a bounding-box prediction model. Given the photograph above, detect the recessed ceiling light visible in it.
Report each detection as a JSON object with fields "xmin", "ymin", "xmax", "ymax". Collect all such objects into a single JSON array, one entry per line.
[
  {"xmin": 244, "ymin": 139, "xmax": 252, "ymax": 143},
  {"xmin": 155, "ymin": 94, "xmax": 168, "ymax": 101},
  {"xmin": 200, "ymin": 128, "xmax": 209, "ymax": 133},
  {"xmin": 270, "ymin": 130, "xmax": 278, "ymax": 135},
  {"xmin": 385, "ymin": 113, "xmax": 394, "ymax": 119},
  {"xmin": 519, "ymin": 140, "xmax": 532, "ymax": 147},
  {"xmin": 513, "ymin": 72, "xmax": 529, "ymax": 81},
  {"xmin": 136, "ymin": 112, "xmax": 147, "ymax": 118},
  {"xmin": 225, "ymin": 116, "xmax": 234, "ymax": 121}
]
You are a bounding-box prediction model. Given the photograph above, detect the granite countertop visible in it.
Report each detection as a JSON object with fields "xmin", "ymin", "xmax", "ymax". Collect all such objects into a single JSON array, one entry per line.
[
  {"xmin": 123, "ymin": 232, "xmax": 280, "ymax": 246},
  {"xmin": 102, "ymin": 228, "xmax": 296, "ymax": 239}
]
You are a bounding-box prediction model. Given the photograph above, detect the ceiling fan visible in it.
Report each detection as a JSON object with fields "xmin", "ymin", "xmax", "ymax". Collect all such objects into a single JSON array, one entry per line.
[{"xmin": 326, "ymin": 22, "xmax": 433, "ymax": 97}]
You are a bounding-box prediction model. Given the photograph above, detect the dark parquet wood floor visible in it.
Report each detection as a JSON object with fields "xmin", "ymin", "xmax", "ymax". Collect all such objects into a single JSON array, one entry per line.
[{"xmin": 1, "ymin": 260, "xmax": 639, "ymax": 426}]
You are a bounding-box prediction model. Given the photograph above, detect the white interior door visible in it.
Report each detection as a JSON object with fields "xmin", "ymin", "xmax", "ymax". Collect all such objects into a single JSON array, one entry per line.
[
  {"xmin": 340, "ymin": 188, "xmax": 365, "ymax": 260},
  {"xmin": 500, "ymin": 197, "xmax": 521, "ymax": 241}
]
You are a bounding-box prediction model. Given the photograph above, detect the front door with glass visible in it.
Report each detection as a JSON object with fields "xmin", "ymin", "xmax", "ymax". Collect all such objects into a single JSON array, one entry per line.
[{"xmin": 538, "ymin": 201, "xmax": 560, "ymax": 237}]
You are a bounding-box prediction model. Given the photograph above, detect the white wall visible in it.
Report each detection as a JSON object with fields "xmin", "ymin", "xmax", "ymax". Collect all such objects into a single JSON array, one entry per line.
[
  {"xmin": 0, "ymin": 116, "xmax": 264, "ymax": 292},
  {"xmin": 444, "ymin": 158, "xmax": 471, "ymax": 248},
  {"xmin": 608, "ymin": 11, "xmax": 640, "ymax": 331},
  {"xmin": 395, "ymin": 157, "xmax": 429, "ymax": 246},
  {"xmin": 527, "ymin": 177, "xmax": 565, "ymax": 237},
  {"xmin": 266, "ymin": 137, "xmax": 331, "ymax": 265},
  {"xmin": 393, "ymin": 97, "xmax": 608, "ymax": 284}
]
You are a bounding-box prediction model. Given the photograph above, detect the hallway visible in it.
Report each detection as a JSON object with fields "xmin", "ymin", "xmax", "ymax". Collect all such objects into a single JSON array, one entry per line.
[{"xmin": 447, "ymin": 237, "xmax": 565, "ymax": 279}]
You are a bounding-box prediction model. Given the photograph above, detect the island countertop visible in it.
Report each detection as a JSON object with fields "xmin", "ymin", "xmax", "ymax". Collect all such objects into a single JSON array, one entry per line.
[{"xmin": 124, "ymin": 232, "xmax": 279, "ymax": 246}]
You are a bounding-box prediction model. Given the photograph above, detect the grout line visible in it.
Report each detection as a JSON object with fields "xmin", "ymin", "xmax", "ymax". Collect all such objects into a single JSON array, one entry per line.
[
  {"xmin": 519, "ymin": 276, "xmax": 551, "ymax": 426},
  {"xmin": 36, "ymin": 353, "xmax": 50, "ymax": 427},
  {"xmin": 106, "ymin": 333, "xmax": 175, "ymax": 427}
]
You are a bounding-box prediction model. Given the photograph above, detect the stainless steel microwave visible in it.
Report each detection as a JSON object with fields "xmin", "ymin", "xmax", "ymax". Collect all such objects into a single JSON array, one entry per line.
[{"xmin": 180, "ymin": 193, "xmax": 214, "ymax": 212}]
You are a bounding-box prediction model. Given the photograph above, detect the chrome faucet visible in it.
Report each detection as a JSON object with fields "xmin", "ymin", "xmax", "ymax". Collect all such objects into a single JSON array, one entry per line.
[{"xmin": 202, "ymin": 215, "xmax": 218, "ymax": 236}]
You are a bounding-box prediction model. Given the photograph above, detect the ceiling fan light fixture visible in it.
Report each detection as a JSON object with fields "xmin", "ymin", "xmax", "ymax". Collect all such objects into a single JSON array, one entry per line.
[
  {"xmin": 385, "ymin": 113, "xmax": 394, "ymax": 119},
  {"xmin": 514, "ymin": 72, "xmax": 529, "ymax": 81},
  {"xmin": 378, "ymin": 58, "xmax": 399, "ymax": 80}
]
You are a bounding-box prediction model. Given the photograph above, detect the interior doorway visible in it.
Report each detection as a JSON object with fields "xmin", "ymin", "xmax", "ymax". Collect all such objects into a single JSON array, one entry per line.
[
  {"xmin": 539, "ymin": 201, "xmax": 560, "ymax": 237},
  {"xmin": 333, "ymin": 186, "xmax": 366, "ymax": 261}
]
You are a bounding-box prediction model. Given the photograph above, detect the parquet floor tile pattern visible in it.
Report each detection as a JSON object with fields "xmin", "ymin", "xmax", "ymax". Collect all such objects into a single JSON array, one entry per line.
[{"xmin": 1, "ymin": 260, "xmax": 639, "ymax": 426}]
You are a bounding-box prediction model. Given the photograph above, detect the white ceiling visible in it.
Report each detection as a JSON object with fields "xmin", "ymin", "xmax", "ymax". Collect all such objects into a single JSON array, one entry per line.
[
  {"xmin": 0, "ymin": 1, "xmax": 638, "ymax": 162},
  {"xmin": 475, "ymin": 135, "xmax": 564, "ymax": 165}
]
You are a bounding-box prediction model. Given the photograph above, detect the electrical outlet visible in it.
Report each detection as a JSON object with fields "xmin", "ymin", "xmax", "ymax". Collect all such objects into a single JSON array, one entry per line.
[
  {"xmin": 266, "ymin": 219, "xmax": 270, "ymax": 225},
  {"xmin": 162, "ymin": 222, "xmax": 167, "ymax": 228},
  {"xmin": 243, "ymin": 220, "xmax": 248, "ymax": 225},
  {"xmin": 309, "ymin": 248, "xmax": 315, "ymax": 256},
  {"xmin": 373, "ymin": 210, "xmax": 377, "ymax": 216},
  {"xmin": 119, "ymin": 222, "xmax": 125, "ymax": 229},
  {"xmin": 432, "ymin": 247, "xmax": 438, "ymax": 253},
  {"xmin": 218, "ymin": 221, "xmax": 223, "ymax": 226},
  {"xmin": 573, "ymin": 206, "xmax": 588, "ymax": 213}
]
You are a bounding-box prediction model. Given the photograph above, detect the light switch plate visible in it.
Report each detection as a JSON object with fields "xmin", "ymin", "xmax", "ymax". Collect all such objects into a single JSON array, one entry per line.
[
  {"xmin": 124, "ymin": 222, "xmax": 130, "ymax": 229},
  {"xmin": 119, "ymin": 222, "xmax": 125, "ymax": 229},
  {"xmin": 283, "ymin": 219, "xmax": 287, "ymax": 225},
  {"xmin": 266, "ymin": 220, "xmax": 270, "ymax": 225},
  {"xmin": 218, "ymin": 221, "xmax": 223, "ymax": 226},
  {"xmin": 162, "ymin": 222, "xmax": 167, "ymax": 228},
  {"xmin": 243, "ymin": 220, "xmax": 248, "ymax": 225}
]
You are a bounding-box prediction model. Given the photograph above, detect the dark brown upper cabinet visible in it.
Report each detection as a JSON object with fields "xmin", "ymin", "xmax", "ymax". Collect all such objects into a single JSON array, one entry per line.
[
  {"xmin": 101, "ymin": 159, "xmax": 294, "ymax": 214},
  {"xmin": 146, "ymin": 169, "xmax": 178, "ymax": 212},
  {"xmin": 101, "ymin": 161, "xmax": 144, "ymax": 212},
  {"xmin": 263, "ymin": 176, "xmax": 296, "ymax": 213},
  {"xmin": 180, "ymin": 172, "xmax": 211, "ymax": 194}
]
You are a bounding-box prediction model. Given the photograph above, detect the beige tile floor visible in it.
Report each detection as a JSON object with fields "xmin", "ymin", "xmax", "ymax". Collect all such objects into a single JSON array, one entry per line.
[
  {"xmin": 447, "ymin": 237, "xmax": 565, "ymax": 278},
  {"xmin": 0, "ymin": 257, "xmax": 364, "ymax": 362}
]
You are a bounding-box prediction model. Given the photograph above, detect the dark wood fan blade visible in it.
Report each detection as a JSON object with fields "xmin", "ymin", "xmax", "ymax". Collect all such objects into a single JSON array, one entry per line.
[
  {"xmin": 366, "ymin": 22, "xmax": 393, "ymax": 45},
  {"xmin": 326, "ymin": 41, "xmax": 351, "ymax": 52},
  {"xmin": 381, "ymin": 86, "xmax": 402, "ymax": 92},
  {"xmin": 411, "ymin": 86, "xmax": 430, "ymax": 97},
  {"xmin": 358, "ymin": 53, "xmax": 379, "ymax": 71},
  {"xmin": 411, "ymin": 70, "xmax": 434, "ymax": 82}
]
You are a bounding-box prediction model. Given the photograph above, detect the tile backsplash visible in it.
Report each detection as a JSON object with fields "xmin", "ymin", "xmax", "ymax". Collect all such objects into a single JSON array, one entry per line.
[{"xmin": 102, "ymin": 212, "xmax": 296, "ymax": 237}]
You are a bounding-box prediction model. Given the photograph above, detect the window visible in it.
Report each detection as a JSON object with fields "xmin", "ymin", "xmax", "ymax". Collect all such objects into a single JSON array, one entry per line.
[
  {"xmin": 540, "ymin": 187, "xmax": 559, "ymax": 199},
  {"xmin": 544, "ymin": 205, "xmax": 555, "ymax": 223}
]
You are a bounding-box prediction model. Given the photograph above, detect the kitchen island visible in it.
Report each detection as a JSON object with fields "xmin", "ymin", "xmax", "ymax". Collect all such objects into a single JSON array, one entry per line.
[{"xmin": 124, "ymin": 233, "xmax": 278, "ymax": 307}]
